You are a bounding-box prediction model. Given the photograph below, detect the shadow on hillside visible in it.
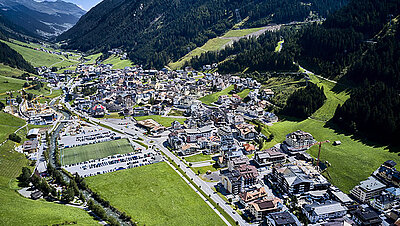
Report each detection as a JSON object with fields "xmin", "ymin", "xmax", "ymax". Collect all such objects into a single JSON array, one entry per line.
[
  {"xmin": 278, "ymin": 114, "xmax": 305, "ymax": 122},
  {"xmin": 324, "ymin": 120, "xmax": 400, "ymax": 154}
]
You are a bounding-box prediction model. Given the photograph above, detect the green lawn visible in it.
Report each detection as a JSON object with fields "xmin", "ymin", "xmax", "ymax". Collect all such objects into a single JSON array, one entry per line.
[
  {"xmin": 84, "ymin": 53, "xmax": 102, "ymax": 64},
  {"xmin": 86, "ymin": 162, "xmax": 226, "ymax": 226},
  {"xmin": 2, "ymin": 40, "xmax": 76, "ymax": 68},
  {"xmin": 103, "ymin": 112, "xmax": 124, "ymax": 119},
  {"xmin": 134, "ymin": 115, "xmax": 186, "ymax": 127},
  {"xmin": 0, "ymin": 117, "xmax": 98, "ymax": 225},
  {"xmin": 222, "ymin": 27, "xmax": 264, "ymax": 38},
  {"xmin": 192, "ymin": 165, "xmax": 219, "ymax": 175},
  {"xmin": 184, "ymin": 153, "xmax": 213, "ymax": 162},
  {"xmin": 62, "ymin": 139, "xmax": 134, "ymax": 165},
  {"xmin": 102, "ymin": 55, "xmax": 133, "ymax": 69},
  {"xmin": 199, "ymin": 85, "xmax": 234, "ymax": 105}
]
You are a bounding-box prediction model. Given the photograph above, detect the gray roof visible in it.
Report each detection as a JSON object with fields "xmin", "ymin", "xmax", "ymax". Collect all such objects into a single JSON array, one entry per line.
[{"xmin": 358, "ymin": 176, "xmax": 386, "ymax": 192}]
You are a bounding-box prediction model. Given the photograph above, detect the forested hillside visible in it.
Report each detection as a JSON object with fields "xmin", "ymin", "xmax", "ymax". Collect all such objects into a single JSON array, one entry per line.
[
  {"xmin": 0, "ymin": 41, "xmax": 35, "ymax": 73},
  {"xmin": 332, "ymin": 17, "xmax": 400, "ymax": 143},
  {"xmin": 58, "ymin": 0, "xmax": 347, "ymax": 68}
]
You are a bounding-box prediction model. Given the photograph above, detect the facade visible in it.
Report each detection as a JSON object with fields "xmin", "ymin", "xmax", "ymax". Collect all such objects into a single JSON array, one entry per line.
[
  {"xmin": 350, "ymin": 176, "xmax": 386, "ymax": 203},
  {"xmin": 283, "ymin": 130, "xmax": 316, "ymax": 152},
  {"xmin": 351, "ymin": 206, "xmax": 382, "ymax": 226},
  {"xmin": 239, "ymin": 187, "xmax": 268, "ymax": 207}
]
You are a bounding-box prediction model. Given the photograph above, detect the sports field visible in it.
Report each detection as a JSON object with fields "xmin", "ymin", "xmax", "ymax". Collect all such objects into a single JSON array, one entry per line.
[
  {"xmin": 62, "ymin": 139, "xmax": 134, "ymax": 165},
  {"xmin": 86, "ymin": 162, "xmax": 225, "ymax": 226}
]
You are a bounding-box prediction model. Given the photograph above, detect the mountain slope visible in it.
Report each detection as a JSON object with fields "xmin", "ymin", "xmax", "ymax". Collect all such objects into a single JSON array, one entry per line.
[
  {"xmin": 0, "ymin": 0, "xmax": 85, "ymax": 39},
  {"xmin": 0, "ymin": 41, "xmax": 35, "ymax": 73},
  {"xmin": 58, "ymin": 0, "xmax": 347, "ymax": 68}
]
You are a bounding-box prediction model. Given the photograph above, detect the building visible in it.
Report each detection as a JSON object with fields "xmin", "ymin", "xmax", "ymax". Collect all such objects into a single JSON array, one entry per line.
[
  {"xmin": 302, "ymin": 201, "xmax": 347, "ymax": 224},
  {"xmin": 235, "ymin": 123, "xmax": 257, "ymax": 141},
  {"xmin": 266, "ymin": 211, "xmax": 302, "ymax": 226},
  {"xmin": 221, "ymin": 163, "xmax": 258, "ymax": 194},
  {"xmin": 90, "ymin": 104, "xmax": 106, "ymax": 117},
  {"xmin": 254, "ymin": 147, "xmax": 286, "ymax": 167},
  {"xmin": 23, "ymin": 140, "xmax": 39, "ymax": 153},
  {"xmin": 351, "ymin": 206, "xmax": 382, "ymax": 226},
  {"xmin": 248, "ymin": 197, "xmax": 282, "ymax": 221},
  {"xmin": 27, "ymin": 128, "xmax": 40, "ymax": 139},
  {"xmin": 370, "ymin": 193, "xmax": 396, "ymax": 211},
  {"xmin": 375, "ymin": 160, "xmax": 400, "ymax": 187},
  {"xmin": 272, "ymin": 163, "xmax": 330, "ymax": 195},
  {"xmin": 283, "ymin": 130, "xmax": 316, "ymax": 153},
  {"xmin": 239, "ymin": 187, "xmax": 269, "ymax": 207},
  {"xmin": 136, "ymin": 119, "xmax": 166, "ymax": 132},
  {"xmin": 350, "ymin": 176, "xmax": 386, "ymax": 203}
]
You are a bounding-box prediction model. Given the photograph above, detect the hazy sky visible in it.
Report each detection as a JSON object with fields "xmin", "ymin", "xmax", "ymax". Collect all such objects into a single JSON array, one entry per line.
[{"xmin": 62, "ymin": 0, "xmax": 103, "ymax": 11}]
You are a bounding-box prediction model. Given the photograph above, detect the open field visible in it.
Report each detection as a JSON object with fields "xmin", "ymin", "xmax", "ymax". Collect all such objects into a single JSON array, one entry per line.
[
  {"xmin": 86, "ymin": 162, "xmax": 225, "ymax": 226},
  {"xmin": 168, "ymin": 38, "xmax": 230, "ymax": 70},
  {"xmin": 222, "ymin": 27, "xmax": 264, "ymax": 38},
  {"xmin": 62, "ymin": 138, "xmax": 134, "ymax": 165},
  {"xmin": 184, "ymin": 153, "xmax": 213, "ymax": 162},
  {"xmin": 0, "ymin": 113, "xmax": 25, "ymax": 141},
  {"xmin": 102, "ymin": 55, "xmax": 133, "ymax": 69},
  {"xmin": 103, "ymin": 112, "xmax": 124, "ymax": 119},
  {"xmin": 0, "ymin": 116, "xmax": 98, "ymax": 225},
  {"xmin": 2, "ymin": 40, "xmax": 76, "ymax": 68},
  {"xmin": 84, "ymin": 53, "xmax": 102, "ymax": 64},
  {"xmin": 134, "ymin": 115, "xmax": 186, "ymax": 127},
  {"xmin": 236, "ymin": 88, "xmax": 251, "ymax": 99},
  {"xmin": 199, "ymin": 85, "xmax": 234, "ymax": 105}
]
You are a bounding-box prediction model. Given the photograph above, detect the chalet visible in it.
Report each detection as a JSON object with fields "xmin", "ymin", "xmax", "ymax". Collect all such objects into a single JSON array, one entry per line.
[
  {"xmin": 248, "ymin": 197, "xmax": 283, "ymax": 221},
  {"xmin": 235, "ymin": 123, "xmax": 257, "ymax": 141},
  {"xmin": 239, "ymin": 187, "xmax": 269, "ymax": 207},
  {"xmin": 351, "ymin": 206, "xmax": 382, "ymax": 226}
]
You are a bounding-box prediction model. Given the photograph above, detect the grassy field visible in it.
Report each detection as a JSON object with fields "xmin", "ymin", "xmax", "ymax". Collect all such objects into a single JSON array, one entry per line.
[
  {"xmin": 103, "ymin": 112, "xmax": 124, "ymax": 119},
  {"xmin": 167, "ymin": 109, "xmax": 184, "ymax": 117},
  {"xmin": 84, "ymin": 53, "xmax": 102, "ymax": 64},
  {"xmin": 86, "ymin": 162, "xmax": 225, "ymax": 226},
  {"xmin": 62, "ymin": 138, "xmax": 134, "ymax": 165},
  {"xmin": 199, "ymin": 85, "xmax": 234, "ymax": 105},
  {"xmin": 192, "ymin": 165, "xmax": 219, "ymax": 175},
  {"xmin": 134, "ymin": 115, "xmax": 186, "ymax": 127},
  {"xmin": 222, "ymin": 27, "xmax": 264, "ymax": 38},
  {"xmin": 236, "ymin": 89, "xmax": 251, "ymax": 99},
  {"xmin": 102, "ymin": 55, "xmax": 133, "ymax": 69},
  {"xmin": 168, "ymin": 38, "xmax": 230, "ymax": 70},
  {"xmin": 274, "ymin": 40, "xmax": 284, "ymax": 52},
  {"xmin": 2, "ymin": 40, "xmax": 76, "ymax": 68},
  {"xmin": 0, "ymin": 115, "xmax": 98, "ymax": 225},
  {"xmin": 184, "ymin": 153, "xmax": 213, "ymax": 162}
]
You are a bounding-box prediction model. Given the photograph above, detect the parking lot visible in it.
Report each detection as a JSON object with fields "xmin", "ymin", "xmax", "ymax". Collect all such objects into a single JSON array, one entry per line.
[{"xmin": 63, "ymin": 150, "xmax": 163, "ymax": 177}]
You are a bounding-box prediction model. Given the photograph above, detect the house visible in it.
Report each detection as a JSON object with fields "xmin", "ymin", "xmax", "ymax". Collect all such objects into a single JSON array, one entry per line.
[
  {"xmin": 239, "ymin": 187, "xmax": 269, "ymax": 207},
  {"xmin": 248, "ymin": 197, "xmax": 283, "ymax": 221},
  {"xmin": 235, "ymin": 123, "xmax": 257, "ymax": 141},
  {"xmin": 90, "ymin": 104, "xmax": 106, "ymax": 117},
  {"xmin": 329, "ymin": 187, "xmax": 355, "ymax": 206},
  {"xmin": 283, "ymin": 130, "xmax": 316, "ymax": 153},
  {"xmin": 375, "ymin": 160, "xmax": 400, "ymax": 187},
  {"xmin": 136, "ymin": 119, "xmax": 165, "ymax": 132},
  {"xmin": 370, "ymin": 193, "xmax": 396, "ymax": 211},
  {"xmin": 178, "ymin": 143, "xmax": 200, "ymax": 156},
  {"xmin": 350, "ymin": 176, "xmax": 386, "ymax": 203},
  {"xmin": 351, "ymin": 206, "xmax": 382, "ymax": 226},
  {"xmin": 254, "ymin": 147, "xmax": 286, "ymax": 167},
  {"xmin": 302, "ymin": 201, "xmax": 347, "ymax": 224},
  {"xmin": 27, "ymin": 128, "xmax": 40, "ymax": 139},
  {"xmin": 266, "ymin": 211, "xmax": 302, "ymax": 226},
  {"xmin": 23, "ymin": 140, "xmax": 39, "ymax": 153}
]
